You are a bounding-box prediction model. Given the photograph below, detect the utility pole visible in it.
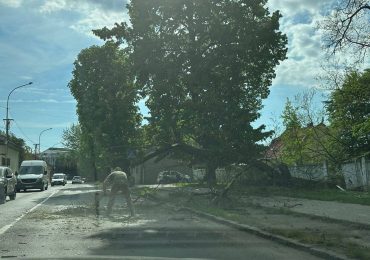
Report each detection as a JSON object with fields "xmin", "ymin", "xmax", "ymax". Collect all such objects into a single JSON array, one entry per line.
[
  {"xmin": 38, "ymin": 128, "xmax": 52, "ymax": 157},
  {"xmin": 4, "ymin": 82, "xmax": 33, "ymax": 166},
  {"xmin": 4, "ymin": 118, "xmax": 13, "ymax": 165},
  {"xmin": 34, "ymin": 144, "xmax": 38, "ymax": 159}
]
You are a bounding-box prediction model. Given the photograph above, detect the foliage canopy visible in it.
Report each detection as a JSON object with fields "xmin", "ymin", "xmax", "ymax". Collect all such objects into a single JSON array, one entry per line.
[{"xmin": 94, "ymin": 0, "xmax": 288, "ymax": 182}]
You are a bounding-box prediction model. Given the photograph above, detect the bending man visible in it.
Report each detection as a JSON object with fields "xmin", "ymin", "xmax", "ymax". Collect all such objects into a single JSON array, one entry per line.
[{"xmin": 103, "ymin": 167, "xmax": 135, "ymax": 216}]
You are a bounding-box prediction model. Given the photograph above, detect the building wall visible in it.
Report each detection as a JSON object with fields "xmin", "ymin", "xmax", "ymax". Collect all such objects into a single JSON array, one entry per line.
[
  {"xmin": 0, "ymin": 145, "xmax": 20, "ymax": 173},
  {"xmin": 342, "ymin": 156, "xmax": 370, "ymax": 190},
  {"xmin": 132, "ymin": 156, "xmax": 192, "ymax": 184}
]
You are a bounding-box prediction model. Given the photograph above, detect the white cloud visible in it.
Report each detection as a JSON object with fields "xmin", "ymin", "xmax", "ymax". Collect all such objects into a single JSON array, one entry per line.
[
  {"xmin": 69, "ymin": 7, "xmax": 127, "ymax": 36},
  {"xmin": 19, "ymin": 75, "xmax": 33, "ymax": 80},
  {"xmin": 266, "ymin": 0, "xmax": 333, "ymax": 88},
  {"xmin": 267, "ymin": 0, "xmax": 370, "ymax": 90},
  {"xmin": 39, "ymin": 0, "xmax": 66, "ymax": 13},
  {"xmin": 0, "ymin": 0, "xmax": 23, "ymax": 8},
  {"xmin": 268, "ymin": 0, "xmax": 333, "ymax": 17},
  {"xmin": 39, "ymin": 0, "xmax": 128, "ymax": 36}
]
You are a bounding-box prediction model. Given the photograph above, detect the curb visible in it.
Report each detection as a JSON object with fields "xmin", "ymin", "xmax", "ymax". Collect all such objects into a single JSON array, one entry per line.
[
  {"xmin": 180, "ymin": 206, "xmax": 349, "ymax": 260},
  {"xmin": 254, "ymin": 203, "xmax": 370, "ymax": 231}
]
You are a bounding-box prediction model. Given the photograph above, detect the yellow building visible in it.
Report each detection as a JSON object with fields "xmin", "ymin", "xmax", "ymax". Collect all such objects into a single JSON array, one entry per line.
[{"xmin": 0, "ymin": 135, "xmax": 21, "ymax": 173}]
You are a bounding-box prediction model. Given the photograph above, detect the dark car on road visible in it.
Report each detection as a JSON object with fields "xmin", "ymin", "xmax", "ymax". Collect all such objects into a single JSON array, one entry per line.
[
  {"xmin": 0, "ymin": 166, "xmax": 17, "ymax": 204},
  {"xmin": 157, "ymin": 171, "xmax": 191, "ymax": 184}
]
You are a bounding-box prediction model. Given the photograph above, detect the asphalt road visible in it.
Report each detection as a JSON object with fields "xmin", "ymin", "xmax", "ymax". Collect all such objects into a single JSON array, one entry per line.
[{"xmin": 0, "ymin": 183, "xmax": 323, "ymax": 259}]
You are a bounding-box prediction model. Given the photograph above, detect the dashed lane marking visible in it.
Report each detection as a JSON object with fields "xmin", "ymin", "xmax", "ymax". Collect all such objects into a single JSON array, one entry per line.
[{"xmin": 0, "ymin": 190, "xmax": 59, "ymax": 236}]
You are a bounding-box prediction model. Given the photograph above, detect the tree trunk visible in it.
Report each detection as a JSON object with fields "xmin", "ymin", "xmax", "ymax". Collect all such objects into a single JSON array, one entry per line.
[
  {"xmin": 89, "ymin": 137, "xmax": 98, "ymax": 182},
  {"xmin": 206, "ymin": 164, "xmax": 217, "ymax": 187}
]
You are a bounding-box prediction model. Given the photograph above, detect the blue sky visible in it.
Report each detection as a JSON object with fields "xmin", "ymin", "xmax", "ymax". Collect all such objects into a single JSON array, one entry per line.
[{"xmin": 0, "ymin": 0, "xmax": 358, "ymax": 151}]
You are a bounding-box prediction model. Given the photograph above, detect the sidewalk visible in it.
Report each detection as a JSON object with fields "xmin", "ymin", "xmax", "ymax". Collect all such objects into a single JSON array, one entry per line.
[
  {"xmin": 149, "ymin": 186, "xmax": 370, "ymax": 258},
  {"xmin": 243, "ymin": 195, "xmax": 370, "ymax": 227}
]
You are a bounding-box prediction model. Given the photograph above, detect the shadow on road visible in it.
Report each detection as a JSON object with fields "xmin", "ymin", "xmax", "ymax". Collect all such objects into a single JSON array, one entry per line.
[{"xmin": 86, "ymin": 225, "xmax": 246, "ymax": 259}]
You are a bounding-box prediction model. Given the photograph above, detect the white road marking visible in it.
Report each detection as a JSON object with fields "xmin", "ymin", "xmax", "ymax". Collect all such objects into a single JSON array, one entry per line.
[{"xmin": 0, "ymin": 190, "xmax": 59, "ymax": 236}]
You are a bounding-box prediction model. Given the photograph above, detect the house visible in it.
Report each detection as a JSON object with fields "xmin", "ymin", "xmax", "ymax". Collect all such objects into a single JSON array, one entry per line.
[
  {"xmin": 264, "ymin": 122, "xmax": 330, "ymax": 165},
  {"xmin": 40, "ymin": 147, "xmax": 71, "ymax": 166},
  {"xmin": 264, "ymin": 123, "xmax": 331, "ymax": 182},
  {"xmin": 40, "ymin": 147, "xmax": 76, "ymax": 176},
  {"xmin": 0, "ymin": 135, "xmax": 21, "ymax": 173},
  {"xmin": 264, "ymin": 138, "xmax": 284, "ymax": 161}
]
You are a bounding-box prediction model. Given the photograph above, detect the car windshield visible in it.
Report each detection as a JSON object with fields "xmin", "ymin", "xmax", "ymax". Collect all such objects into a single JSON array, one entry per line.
[
  {"xmin": 19, "ymin": 166, "xmax": 43, "ymax": 175},
  {"xmin": 1, "ymin": 1, "xmax": 369, "ymax": 259}
]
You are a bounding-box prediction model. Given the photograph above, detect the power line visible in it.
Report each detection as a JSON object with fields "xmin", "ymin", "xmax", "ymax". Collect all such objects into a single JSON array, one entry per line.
[
  {"xmin": 12, "ymin": 119, "xmax": 36, "ymax": 144},
  {"xmin": 8, "ymin": 111, "xmax": 36, "ymax": 144}
]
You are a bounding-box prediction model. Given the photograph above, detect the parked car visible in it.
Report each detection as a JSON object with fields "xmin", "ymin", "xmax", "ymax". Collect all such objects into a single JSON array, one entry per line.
[
  {"xmin": 16, "ymin": 160, "xmax": 50, "ymax": 192},
  {"xmin": 72, "ymin": 176, "xmax": 83, "ymax": 184},
  {"xmin": 51, "ymin": 173, "xmax": 67, "ymax": 186},
  {"xmin": 0, "ymin": 166, "xmax": 17, "ymax": 204},
  {"xmin": 157, "ymin": 171, "xmax": 191, "ymax": 184}
]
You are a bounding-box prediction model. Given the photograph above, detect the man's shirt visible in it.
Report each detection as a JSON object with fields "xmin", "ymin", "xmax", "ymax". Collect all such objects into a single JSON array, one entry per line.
[{"xmin": 104, "ymin": 171, "xmax": 128, "ymax": 187}]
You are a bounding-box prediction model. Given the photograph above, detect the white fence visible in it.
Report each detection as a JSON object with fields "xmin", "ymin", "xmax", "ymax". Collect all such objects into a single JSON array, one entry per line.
[
  {"xmin": 286, "ymin": 156, "xmax": 370, "ymax": 190},
  {"xmin": 288, "ymin": 162, "xmax": 328, "ymax": 181},
  {"xmin": 342, "ymin": 156, "xmax": 370, "ymax": 190},
  {"xmin": 192, "ymin": 156, "xmax": 370, "ymax": 190},
  {"xmin": 193, "ymin": 167, "xmax": 238, "ymax": 183}
]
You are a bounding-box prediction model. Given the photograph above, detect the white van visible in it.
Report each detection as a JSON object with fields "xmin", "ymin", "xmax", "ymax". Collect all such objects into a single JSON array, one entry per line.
[{"xmin": 16, "ymin": 160, "xmax": 50, "ymax": 192}]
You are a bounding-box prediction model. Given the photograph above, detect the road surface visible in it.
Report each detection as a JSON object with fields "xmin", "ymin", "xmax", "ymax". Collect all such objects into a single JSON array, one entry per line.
[{"xmin": 0, "ymin": 183, "xmax": 323, "ymax": 259}]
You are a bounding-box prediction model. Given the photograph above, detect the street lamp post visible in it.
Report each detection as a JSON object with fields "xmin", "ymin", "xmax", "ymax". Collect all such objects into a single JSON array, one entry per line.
[
  {"xmin": 4, "ymin": 82, "xmax": 33, "ymax": 166},
  {"xmin": 38, "ymin": 128, "xmax": 52, "ymax": 158}
]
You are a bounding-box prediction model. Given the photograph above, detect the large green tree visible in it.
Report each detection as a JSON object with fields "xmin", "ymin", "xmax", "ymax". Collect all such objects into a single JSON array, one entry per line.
[
  {"xmin": 68, "ymin": 42, "xmax": 141, "ymax": 179},
  {"xmin": 62, "ymin": 124, "xmax": 91, "ymax": 177},
  {"xmin": 95, "ymin": 0, "xmax": 287, "ymax": 184},
  {"xmin": 327, "ymin": 69, "xmax": 370, "ymax": 158}
]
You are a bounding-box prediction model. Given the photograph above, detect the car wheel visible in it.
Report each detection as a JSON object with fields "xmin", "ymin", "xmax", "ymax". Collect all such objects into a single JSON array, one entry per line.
[
  {"xmin": 45, "ymin": 184, "xmax": 48, "ymax": 190},
  {"xmin": 41, "ymin": 184, "xmax": 45, "ymax": 191},
  {"xmin": 9, "ymin": 189, "xmax": 16, "ymax": 200}
]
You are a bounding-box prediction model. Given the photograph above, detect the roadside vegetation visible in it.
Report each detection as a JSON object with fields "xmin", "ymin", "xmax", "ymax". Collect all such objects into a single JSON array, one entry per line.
[
  {"xmin": 176, "ymin": 182, "xmax": 370, "ymax": 206},
  {"xmin": 139, "ymin": 184, "xmax": 370, "ymax": 259},
  {"xmin": 241, "ymin": 186, "xmax": 370, "ymax": 206}
]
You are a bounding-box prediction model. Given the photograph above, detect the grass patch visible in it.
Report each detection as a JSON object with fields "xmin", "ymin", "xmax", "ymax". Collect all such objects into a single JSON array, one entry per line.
[
  {"xmin": 268, "ymin": 228, "xmax": 342, "ymax": 247},
  {"xmin": 238, "ymin": 186, "xmax": 370, "ymax": 206},
  {"xmin": 134, "ymin": 186, "xmax": 158, "ymax": 196},
  {"xmin": 269, "ymin": 228, "xmax": 370, "ymax": 260},
  {"xmin": 156, "ymin": 182, "xmax": 370, "ymax": 206},
  {"xmin": 192, "ymin": 203, "xmax": 247, "ymax": 224},
  {"xmin": 346, "ymin": 243, "xmax": 370, "ymax": 260},
  {"xmin": 174, "ymin": 182, "xmax": 226, "ymax": 189}
]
